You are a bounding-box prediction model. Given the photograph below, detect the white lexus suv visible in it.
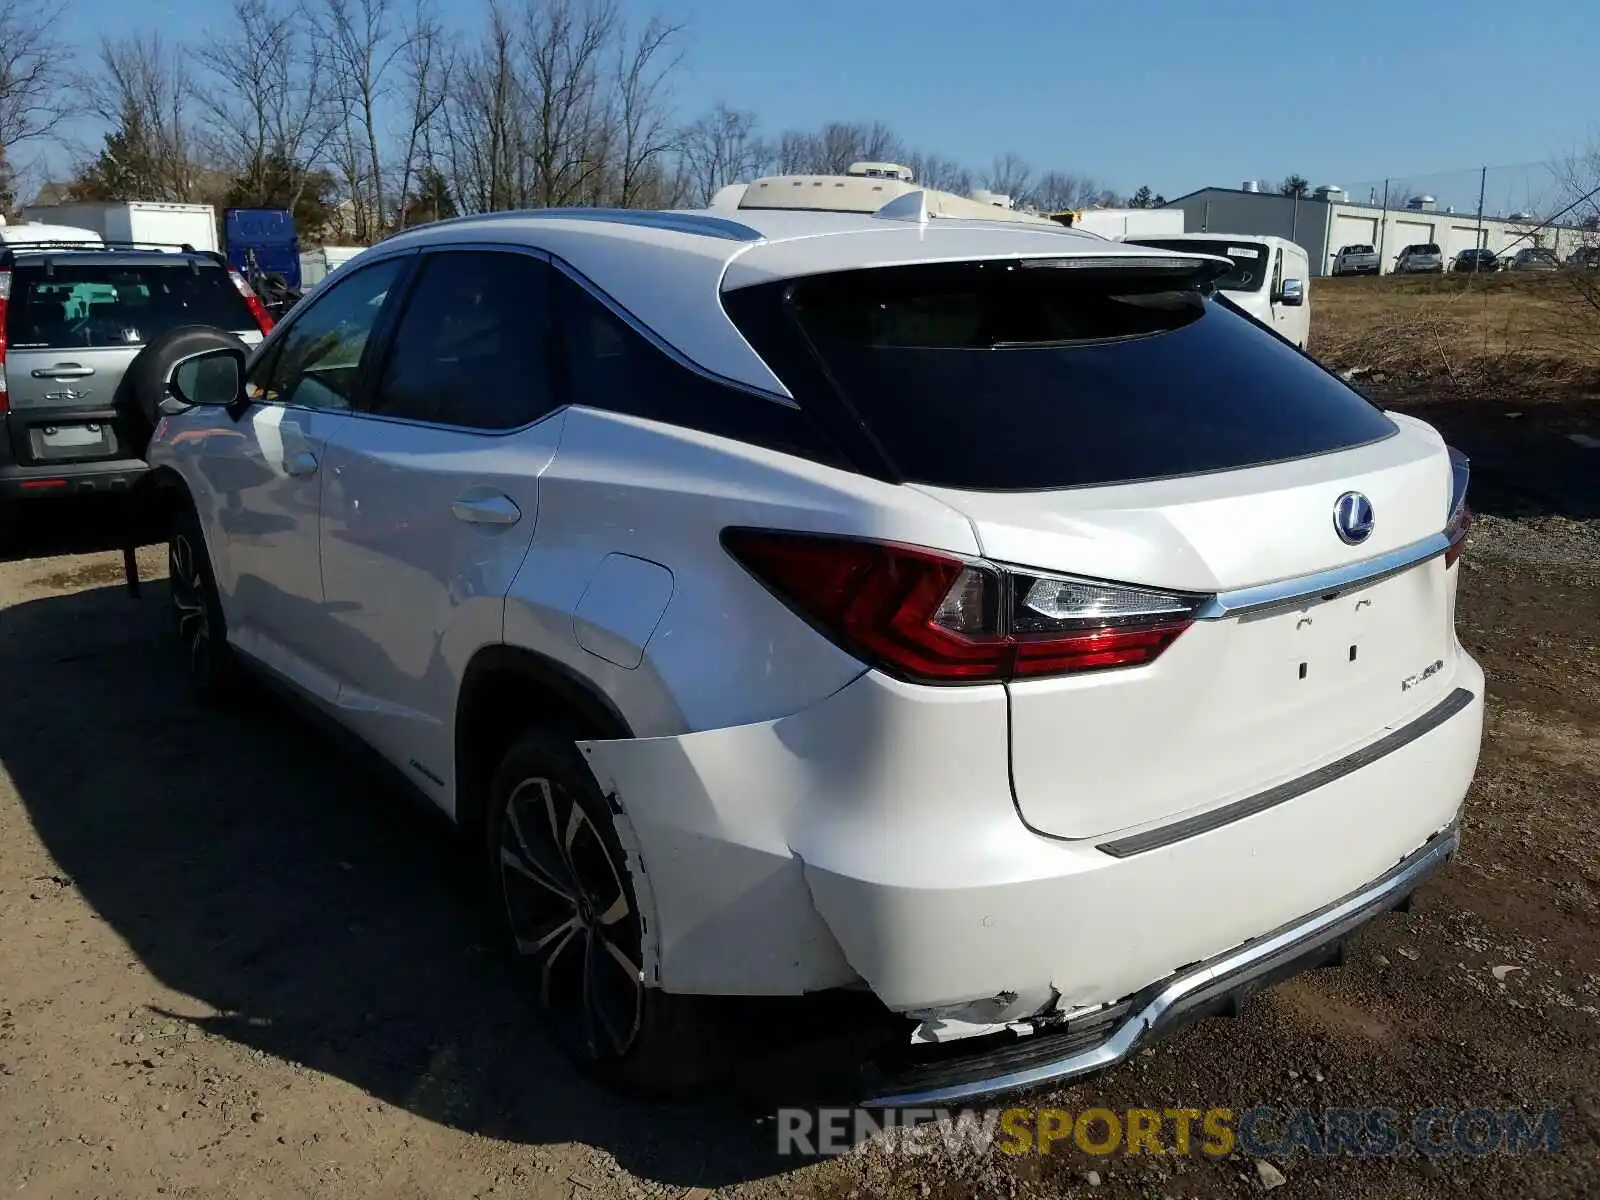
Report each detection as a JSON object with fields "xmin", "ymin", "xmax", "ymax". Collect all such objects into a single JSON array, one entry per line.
[{"xmin": 144, "ymin": 184, "xmax": 1482, "ymax": 1104}]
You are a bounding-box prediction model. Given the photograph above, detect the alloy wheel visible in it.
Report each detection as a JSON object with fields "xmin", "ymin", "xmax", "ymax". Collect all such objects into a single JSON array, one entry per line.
[
  {"xmin": 498, "ymin": 775, "xmax": 645, "ymax": 1061},
  {"xmin": 169, "ymin": 533, "xmax": 210, "ymax": 676}
]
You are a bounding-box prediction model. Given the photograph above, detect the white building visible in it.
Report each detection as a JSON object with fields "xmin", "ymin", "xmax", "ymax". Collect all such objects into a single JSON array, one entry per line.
[{"xmin": 1163, "ymin": 183, "xmax": 1591, "ymax": 275}]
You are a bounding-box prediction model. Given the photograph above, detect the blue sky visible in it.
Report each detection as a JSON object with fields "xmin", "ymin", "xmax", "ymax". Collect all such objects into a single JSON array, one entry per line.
[{"xmin": 65, "ymin": 0, "xmax": 1600, "ymax": 200}]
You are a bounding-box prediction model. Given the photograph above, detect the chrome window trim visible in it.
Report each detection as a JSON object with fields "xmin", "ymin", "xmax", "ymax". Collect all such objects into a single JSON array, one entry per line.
[{"xmin": 1196, "ymin": 531, "xmax": 1451, "ymax": 620}]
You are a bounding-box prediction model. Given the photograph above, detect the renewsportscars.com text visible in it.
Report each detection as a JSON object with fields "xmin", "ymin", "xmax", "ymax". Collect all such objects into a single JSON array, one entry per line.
[{"xmin": 776, "ymin": 1105, "xmax": 1561, "ymax": 1159}]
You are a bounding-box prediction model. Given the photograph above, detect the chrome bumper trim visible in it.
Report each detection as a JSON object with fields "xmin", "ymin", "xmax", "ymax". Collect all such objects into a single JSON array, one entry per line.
[
  {"xmin": 863, "ymin": 821, "xmax": 1460, "ymax": 1108},
  {"xmin": 1097, "ymin": 688, "xmax": 1475, "ymax": 859}
]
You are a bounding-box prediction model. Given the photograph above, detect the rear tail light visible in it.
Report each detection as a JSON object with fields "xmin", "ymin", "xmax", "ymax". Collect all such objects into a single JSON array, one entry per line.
[
  {"xmin": 722, "ymin": 529, "xmax": 1209, "ymax": 684},
  {"xmin": 228, "ymin": 269, "xmax": 276, "ymax": 334},
  {"xmin": 0, "ymin": 269, "xmax": 10, "ymax": 412},
  {"xmin": 1444, "ymin": 445, "xmax": 1472, "ymax": 568}
]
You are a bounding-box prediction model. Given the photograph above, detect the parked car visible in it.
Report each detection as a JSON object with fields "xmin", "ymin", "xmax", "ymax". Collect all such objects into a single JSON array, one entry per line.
[
  {"xmin": 0, "ymin": 237, "xmax": 272, "ymax": 506},
  {"xmin": 144, "ymin": 196, "xmax": 1483, "ymax": 1104},
  {"xmin": 1127, "ymin": 233, "xmax": 1310, "ymax": 349},
  {"xmin": 1394, "ymin": 243, "xmax": 1445, "ymax": 274},
  {"xmin": 1331, "ymin": 244, "xmax": 1380, "ymax": 276},
  {"xmin": 1563, "ymin": 246, "xmax": 1600, "ymax": 270},
  {"xmin": 1507, "ymin": 247, "xmax": 1560, "ymax": 272},
  {"xmin": 1451, "ymin": 248, "xmax": 1499, "ymax": 274}
]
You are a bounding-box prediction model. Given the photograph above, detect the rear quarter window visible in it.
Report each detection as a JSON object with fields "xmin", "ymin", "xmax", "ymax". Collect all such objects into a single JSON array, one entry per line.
[
  {"xmin": 6, "ymin": 262, "xmax": 255, "ymax": 349},
  {"xmin": 731, "ymin": 260, "xmax": 1397, "ymax": 491}
]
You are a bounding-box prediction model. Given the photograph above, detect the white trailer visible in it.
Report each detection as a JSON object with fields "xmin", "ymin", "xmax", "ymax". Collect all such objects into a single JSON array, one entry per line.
[
  {"xmin": 18, "ymin": 201, "xmax": 219, "ymax": 253},
  {"xmin": 1072, "ymin": 207, "xmax": 1185, "ymax": 239},
  {"xmin": 299, "ymin": 245, "xmax": 367, "ymax": 290}
]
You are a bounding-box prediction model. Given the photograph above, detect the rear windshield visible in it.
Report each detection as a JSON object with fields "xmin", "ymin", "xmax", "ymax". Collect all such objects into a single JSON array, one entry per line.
[
  {"xmin": 1409, "ymin": 244, "xmax": 1441, "ymax": 254},
  {"xmin": 6, "ymin": 262, "xmax": 254, "ymax": 349},
  {"xmin": 772, "ymin": 261, "xmax": 1395, "ymax": 491},
  {"xmin": 1131, "ymin": 239, "xmax": 1270, "ymax": 292},
  {"xmin": 1344, "ymin": 244, "xmax": 1374, "ymax": 254}
]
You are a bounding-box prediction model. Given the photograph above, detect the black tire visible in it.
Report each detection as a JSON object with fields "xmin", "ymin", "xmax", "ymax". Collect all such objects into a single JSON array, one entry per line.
[
  {"xmin": 125, "ymin": 325, "xmax": 249, "ymax": 446},
  {"xmin": 485, "ymin": 729, "xmax": 715, "ymax": 1097},
  {"xmin": 169, "ymin": 500, "xmax": 237, "ymax": 701}
]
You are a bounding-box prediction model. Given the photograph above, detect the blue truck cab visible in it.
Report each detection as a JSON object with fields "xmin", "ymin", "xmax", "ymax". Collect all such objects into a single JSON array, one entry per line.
[{"xmin": 225, "ymin": 208, "xmax": 300, "ymax": 291}]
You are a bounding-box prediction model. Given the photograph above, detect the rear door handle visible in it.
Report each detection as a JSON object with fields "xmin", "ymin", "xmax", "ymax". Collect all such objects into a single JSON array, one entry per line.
[
  {"xmin": 285, "ymin": 450, "xmax": 319, "ymax": 477},
  {"xmin": 32, "ymin": 364, "xmax": 95, "ymax": 380},
  {"xmin": 451, "ymin": 492, "xmax": 521, "ymax": 526}
]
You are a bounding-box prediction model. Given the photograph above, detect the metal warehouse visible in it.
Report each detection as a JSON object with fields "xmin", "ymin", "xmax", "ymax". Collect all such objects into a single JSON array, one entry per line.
[{"xmin": 1163, "ymin": 183, "xmax": 1591, "ymax": 276}]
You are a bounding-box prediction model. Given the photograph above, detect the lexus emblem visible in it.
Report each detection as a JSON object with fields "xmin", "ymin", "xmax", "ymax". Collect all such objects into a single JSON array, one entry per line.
[{"xmin": 1334, "ymin": 491, "xmax": 1375, "ymax": 545}]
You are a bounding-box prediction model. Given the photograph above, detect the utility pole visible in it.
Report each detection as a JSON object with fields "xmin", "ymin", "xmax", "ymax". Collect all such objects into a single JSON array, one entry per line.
[
  {"xmin": 1377, "ymin": 179, "xmax": 1390, "ymax": 274},
  {"xmin": 1475, "ymin": 166, "xmax": 1487, "ymax": 250}
]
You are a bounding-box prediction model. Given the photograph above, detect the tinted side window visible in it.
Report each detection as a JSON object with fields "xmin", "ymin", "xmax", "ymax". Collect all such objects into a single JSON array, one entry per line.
[
  {"xmin": 550, "ymin": 270, "xmax": 846, "ymax": 466},
  {"xmin": 249, "ymin": 258, "xmax": 407, "ymax": 411},
  {"xmin": 367, "ymin": 250, "xmax": 556, "ymax": 430}
]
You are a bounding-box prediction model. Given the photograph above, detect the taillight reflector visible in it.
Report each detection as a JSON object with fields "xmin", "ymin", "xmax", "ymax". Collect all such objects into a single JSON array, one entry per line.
[
  {"xmin": 228, "ymin": 270, "xmax": 276, "ymax": 334},
  {"xmin": 723, "ymin": 529, "xmax": 1209, "ymax": 685}
]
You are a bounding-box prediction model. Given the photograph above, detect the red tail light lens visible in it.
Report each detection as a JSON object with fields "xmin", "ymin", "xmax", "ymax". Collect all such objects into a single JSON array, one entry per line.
[
  {"xmin": 228, "ymin": 269, "xmax": 276, "ymax": 334},
  {"xmin": 722, "ymin": 528, "xmax": 1208, "ymax": 684}
]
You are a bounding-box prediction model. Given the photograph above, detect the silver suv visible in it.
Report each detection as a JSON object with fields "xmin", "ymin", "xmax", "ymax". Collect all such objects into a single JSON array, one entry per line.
[
  {"xmin": 1394, "ymin": 243, "xmax": 1444, "ymax": 274},
  {"xmin": 0, "ymin": 240, "xmax": 269, "ymax": 504}
]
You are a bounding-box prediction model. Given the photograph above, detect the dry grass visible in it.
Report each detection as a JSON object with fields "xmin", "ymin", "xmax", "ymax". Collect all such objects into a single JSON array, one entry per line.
[{"xmin": 1311, "ymin": 272, "xmax": 1600, "ymax": 396}]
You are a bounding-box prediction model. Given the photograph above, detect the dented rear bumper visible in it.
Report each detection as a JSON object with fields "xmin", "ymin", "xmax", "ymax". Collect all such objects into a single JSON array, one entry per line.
[{"xmin": 577, "ymin": 657, "xmax": 1483, "ymax": 1023}]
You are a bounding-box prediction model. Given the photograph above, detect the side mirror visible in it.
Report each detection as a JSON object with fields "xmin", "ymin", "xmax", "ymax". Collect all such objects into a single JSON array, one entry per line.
[
  {"xmin": 1279, "ymin": 278, "xmax": 1305, "ymax": 306},
  {"xmin": 168, "ymin": 347, "xmax": 246, "ymax": 408}
]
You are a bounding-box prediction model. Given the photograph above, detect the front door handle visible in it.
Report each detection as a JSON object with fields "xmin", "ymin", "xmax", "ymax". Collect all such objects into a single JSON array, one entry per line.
[
  {"xmin": 32, "ymin": 363, "xmax": 95, "ymax": 380},
  {"xmin": 285, "ymin": 449, "xmax": 319, "ymax": 477},
  {"xmin": 451, "ymin": 492, "xmax": 521, "ymax": 526}
]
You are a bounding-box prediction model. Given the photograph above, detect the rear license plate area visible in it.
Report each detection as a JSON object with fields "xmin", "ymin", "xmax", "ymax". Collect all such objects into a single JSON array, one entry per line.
[
  {"xmin": 30, "ymin": 422, "xmax": 116, "ymax": 461},
  {"xmin": 1268, "ymin": 569, "xmax": 1433, "ymax": 693}
]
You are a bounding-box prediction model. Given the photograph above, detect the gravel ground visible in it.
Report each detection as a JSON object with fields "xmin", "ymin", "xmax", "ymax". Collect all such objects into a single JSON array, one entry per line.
[{"xmin": 1, "ymin": 441, "xmax": 1597, "ymax": 1198}]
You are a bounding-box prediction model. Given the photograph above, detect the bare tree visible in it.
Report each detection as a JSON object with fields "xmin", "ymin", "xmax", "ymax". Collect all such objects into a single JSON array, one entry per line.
[
  {"xmin": 903, "ymin": 151, "xmax": 972, "ymax": 195},
  {"xmin": 986, "ymin": 152, "xmax": 1033, "ymax": 206},
  {"xmin": 605, "ymin": 13, "xmax": 682, "ymax": 207},
  {"xmin": 322, "ymin": 0, "xmax": 410, "ymax": 239},
  {"xmin": 1033, "ymin": 170, "xmax": 1101, "ymax": 211},
  {"xmin": 521, "ymin": 0, "xmax": 615, "ymax": 207},
  {"xmin": 0, "ymin": 0, "xmax": 72, "ymax": 156},
  {"xmin": 82, "ymin": 33, "xmax": 201, "ymax": 201},
  {"xmin": 195, "ymin": 0, "xmax": 335, "ymax": 215},
  {"xmin": 679, "ymin": 101, "xmax": 767, "ymax": 204},
  {"xmin": 775, "ymin": 121, "xmax": 902, "ymax": 175},
  {"xmin": 442, "ymin": 2, "xmax": 522, "ymax": 212},
  {"xmin": 392, "ymin": 0, "xmax": 452, "ymax": 227}
]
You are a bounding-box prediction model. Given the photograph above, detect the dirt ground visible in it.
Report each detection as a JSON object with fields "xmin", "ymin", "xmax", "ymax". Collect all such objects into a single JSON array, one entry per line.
[
  {"xmin": 1313, "ymin": 272, "xmax": 1600, "ymax": 380},
  {"xmin": 2, "ymin": 388, "xmax": 1597, "ymax": 1199}
]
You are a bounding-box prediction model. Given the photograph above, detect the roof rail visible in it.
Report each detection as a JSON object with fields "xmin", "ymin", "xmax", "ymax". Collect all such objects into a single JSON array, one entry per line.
[
  {"xmin": 402, "ymin": 206, "xmax": 765, "ymax": 243},
  {"xmin": 0, "ymin": 239, "xmax": 211, "ymax": 254}
]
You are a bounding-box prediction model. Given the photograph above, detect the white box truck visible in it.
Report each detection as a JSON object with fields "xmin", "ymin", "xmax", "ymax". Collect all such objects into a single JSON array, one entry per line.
[{"xmin": 18, "ymin": 201, "xmax": 219, "ymax": 253}]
